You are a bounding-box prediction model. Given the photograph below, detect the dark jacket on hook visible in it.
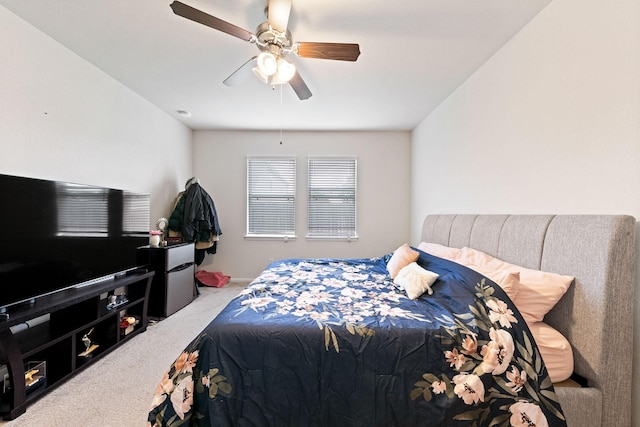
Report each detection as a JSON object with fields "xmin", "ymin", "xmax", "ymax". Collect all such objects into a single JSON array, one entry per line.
[{"xmin": 168, "ymin": 182, "xmax": 221, "ymax": 265}]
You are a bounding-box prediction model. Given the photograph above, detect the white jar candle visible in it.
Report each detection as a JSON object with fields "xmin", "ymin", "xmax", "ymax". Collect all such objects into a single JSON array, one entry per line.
[{"xmin": 149, "ymin": 231, "xmax": 161, "ymax": 246}]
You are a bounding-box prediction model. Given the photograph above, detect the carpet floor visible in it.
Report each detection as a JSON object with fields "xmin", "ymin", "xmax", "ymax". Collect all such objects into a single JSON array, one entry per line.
[{"xmin": 1, "ymin": 282, "xmax": 245, "ymax": 427}]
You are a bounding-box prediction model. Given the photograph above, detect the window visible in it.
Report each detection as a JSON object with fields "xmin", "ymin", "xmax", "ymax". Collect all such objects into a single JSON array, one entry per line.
[
  {"xmin": 307, "ymin": 157, "xmax": 357, "ymax": 239},
  {"xmin": 246, "ymin": 156, "xmax": 296, "ymax": 237}
]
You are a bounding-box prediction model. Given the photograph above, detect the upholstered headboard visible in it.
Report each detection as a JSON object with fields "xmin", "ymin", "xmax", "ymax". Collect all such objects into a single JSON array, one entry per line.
[{"xmin": 421, "ymin": 214, "xmax": 635, "ymax": 427}]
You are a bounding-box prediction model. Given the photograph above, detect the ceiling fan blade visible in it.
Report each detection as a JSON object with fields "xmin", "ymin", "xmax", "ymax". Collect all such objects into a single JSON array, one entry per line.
[
  {"xmin": 267, "ymin": 0, "xmax": 292, "ymax": 33},
  {"xmin": 295, "ymin": 42, "xmax": 361, "ymax": 62},
  {"xmin": 289, "ymin": 72, "xmax": 312, "ymax": 100},
  {"xmin": 223, "ymin": 56, "xmax": 257, "ymax": 87},
  {"xmin": 170, "ymin": 1, "xmax": 254, "ymax": 42}
]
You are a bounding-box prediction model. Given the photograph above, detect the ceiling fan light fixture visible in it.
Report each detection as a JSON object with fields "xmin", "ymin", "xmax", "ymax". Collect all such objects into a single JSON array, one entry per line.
[
  {"xmin": 252, "ymin": 66, "xmax": 271, "ymax": 84},
  {"xmin": 276, "ymin": 58, "xmax": 296, "ymax": 82},
  {"xmin": 257, "ymin": 52, "xmax": 277, "ymax": 76}
]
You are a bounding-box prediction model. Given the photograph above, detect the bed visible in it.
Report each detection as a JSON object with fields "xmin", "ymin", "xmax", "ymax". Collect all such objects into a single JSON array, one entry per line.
[{"xmin": 148, "ymin": 214, "xmax": 635, "ymax": 427}]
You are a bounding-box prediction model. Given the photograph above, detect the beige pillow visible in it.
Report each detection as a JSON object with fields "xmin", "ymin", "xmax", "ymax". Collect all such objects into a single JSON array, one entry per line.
[
  {"xmin": 476, "ymin": 268, "xmax": 520, "ymax": 301},
  {"xmin": 387, "ymin": 244, "xmax": 420, "ymax": 279},
  {"xmin": 417, "ymin": 242, "xmax": 519, "ymax": 299},
  {"xmin": 528, "ymin": 322, "xmax": 574, "ymax": 383},
  {"xmin": 394, "ymin": 262, "xmax": 439, "ymax": 299},
  {"xmin": 417, "ymin": 242, "xmax": 460, "ymax": 261},
  {"xmin": 457, "ymin": 247, "xmax": 574, "ymax": 324}
]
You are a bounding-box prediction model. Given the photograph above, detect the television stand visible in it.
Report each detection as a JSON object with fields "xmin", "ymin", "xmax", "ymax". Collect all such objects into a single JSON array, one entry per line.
[{"xmin": 0, "ymin": 271, "xmax": 153, "ymax": 420}]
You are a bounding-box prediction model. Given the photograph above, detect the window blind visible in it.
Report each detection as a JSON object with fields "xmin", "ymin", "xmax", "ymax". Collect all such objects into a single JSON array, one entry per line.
[
  {"xmin": 55, "ymin": 183, "xmax": 109, "ymax": 235},
  {"xmin": 122, "ymin": 192, "xmax": 150, "ymax": 234},
  {"xmin": 307, "ymin": 157, "xmax": 357, "ymax": 238},
  {"xmin": 247, "ymin": 156, "xmax": 296, "ymax": 236},
  {"xmin": 55, "ymin": 185, "xmax": 150, "ymax": 236}
]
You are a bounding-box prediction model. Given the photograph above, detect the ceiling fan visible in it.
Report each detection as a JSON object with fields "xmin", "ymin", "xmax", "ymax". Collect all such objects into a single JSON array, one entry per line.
[{"xmin": 169, "ymin": 0, "xmax": 361, "ymax": 100}]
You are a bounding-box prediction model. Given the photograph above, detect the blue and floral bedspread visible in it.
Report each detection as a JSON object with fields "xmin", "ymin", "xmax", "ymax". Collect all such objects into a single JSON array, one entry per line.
[{"xmin": 148, "ymin": 250, "xmax": 566, "ymax": 427}]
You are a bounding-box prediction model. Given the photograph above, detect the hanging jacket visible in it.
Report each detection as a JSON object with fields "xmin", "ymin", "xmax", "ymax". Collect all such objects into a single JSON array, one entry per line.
[{"xmin": 168, "ymin": 179, "xmax": 221, "ymax": 264}]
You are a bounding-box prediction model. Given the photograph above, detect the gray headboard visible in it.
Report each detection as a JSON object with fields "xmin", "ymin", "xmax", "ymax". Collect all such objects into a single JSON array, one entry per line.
[{"xmin": 420, "ymin": 214, "xmax": 635, "ymax": 427}]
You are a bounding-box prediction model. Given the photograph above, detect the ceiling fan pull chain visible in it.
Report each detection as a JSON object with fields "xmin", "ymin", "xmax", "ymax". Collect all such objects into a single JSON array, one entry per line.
[{"xmin": 279, "ymin": 85, "xmax": 284, "ymax": 145}]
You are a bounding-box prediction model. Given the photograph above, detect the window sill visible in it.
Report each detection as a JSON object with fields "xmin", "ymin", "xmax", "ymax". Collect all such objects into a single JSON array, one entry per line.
[
  {"xmin": 305, "ymin": 235, "xmax": 359, "ymax": 242},
  {"xmin": 244, "ymin": 235, "xmax": 297, "ymax": 242}
]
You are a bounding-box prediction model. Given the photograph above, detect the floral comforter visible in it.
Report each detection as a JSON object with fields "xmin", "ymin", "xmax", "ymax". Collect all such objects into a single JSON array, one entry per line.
[{"xmin": 148, "ymin": 250, "xmax": 566, "ymax": 427}]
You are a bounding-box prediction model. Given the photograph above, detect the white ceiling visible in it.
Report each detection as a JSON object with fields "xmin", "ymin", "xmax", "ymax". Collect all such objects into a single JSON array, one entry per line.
[{"xmin": 1, "ymin": 0, "xmax": 552, "ymax": 131}]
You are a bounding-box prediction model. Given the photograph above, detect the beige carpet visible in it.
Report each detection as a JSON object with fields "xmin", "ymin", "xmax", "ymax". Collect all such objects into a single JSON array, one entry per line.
[{"xmin": 1, "ymin": 282, "xmax": 245, "ymax": 427}]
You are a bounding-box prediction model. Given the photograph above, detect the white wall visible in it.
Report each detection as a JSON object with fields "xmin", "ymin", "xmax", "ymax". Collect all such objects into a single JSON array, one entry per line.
[
  {"xmin": 410, "ymin": 0, "xmax": 640, "ymax": 424},
  {"xmin": 0, "ymin": 6, "xmax": 193, "ymax": 222},
  {"xmin": 192, "ymin": 130, "xmax": 412, "ymax": 280}
]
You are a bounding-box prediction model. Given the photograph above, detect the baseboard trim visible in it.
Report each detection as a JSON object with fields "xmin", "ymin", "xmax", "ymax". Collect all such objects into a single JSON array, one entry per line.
[{"xmin": 229, "ymin": 278, "xmax": 254, "ymax": 284}]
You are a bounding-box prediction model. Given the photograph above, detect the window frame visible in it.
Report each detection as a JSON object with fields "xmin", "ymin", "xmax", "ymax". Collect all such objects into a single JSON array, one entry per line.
[
  {"xmin": 306, "ymin": 156, "xmax": 358, "ymax": 241},
  {"xmin": 245, "ymin": 155, "xmax": 297, "ymax": 240}
]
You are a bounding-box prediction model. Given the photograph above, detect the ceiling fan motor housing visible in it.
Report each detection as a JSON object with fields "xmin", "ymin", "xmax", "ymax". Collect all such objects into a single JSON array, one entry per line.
[{"xmin": 255, "ymin": 22, "xmax": 293, "ymax": 56}]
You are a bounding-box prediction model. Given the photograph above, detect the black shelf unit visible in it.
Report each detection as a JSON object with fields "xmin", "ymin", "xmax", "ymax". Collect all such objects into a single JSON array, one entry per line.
[{"xmin": 0, "ymin": 271, "xmax": 153, "ymax": 420}]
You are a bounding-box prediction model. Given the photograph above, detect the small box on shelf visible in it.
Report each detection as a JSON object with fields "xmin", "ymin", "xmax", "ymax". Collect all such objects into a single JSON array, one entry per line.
[
  {"xmin": 78, "ymin": 327, "xmax": 99, "ymax": 358},
  {"xmin": 24, "ymin": 361, "xmax": 46, "ymax": 394},
  {"xmin": 164, "ymin": 236, "xmax": 183, "ymax": 245},
  {"xmin": 106, "ymin": 293, "xmax": 129, "ymax": 311},
  {"xmin": 119, "ymin": 315, "xmax": 139, "ymax": 336}
]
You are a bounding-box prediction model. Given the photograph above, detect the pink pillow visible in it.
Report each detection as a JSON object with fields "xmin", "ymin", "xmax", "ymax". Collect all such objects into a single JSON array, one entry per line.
[
  {"xmin": 387, "ymin": 244, "xmax": 420, "ymax": 279},
  {"xmin": 471, "ymin": 267, "xmax": 520, "ymax": 301},
  {"xmin": 417, "ymin": 242, "xmax": 460, "ymax": 261},
  {"xmin": 417, "ymin": 242, "xmax": 519, "ymax": 299},
  {"xmin": 528, "ymin": 321, "xmax": 573, "ymax": 383},
  {"xmin": 457, "ymin": 247, "xmax": 574, "ymax": 324}
]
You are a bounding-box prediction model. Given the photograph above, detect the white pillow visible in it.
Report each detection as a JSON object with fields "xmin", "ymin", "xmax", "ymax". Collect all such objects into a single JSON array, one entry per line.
[{"xmin": 394, "ymin": 262, "xmax": 439, "ymax": 300}]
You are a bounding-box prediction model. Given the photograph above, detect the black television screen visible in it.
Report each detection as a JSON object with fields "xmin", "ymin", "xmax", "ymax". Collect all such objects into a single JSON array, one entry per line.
[{"xmin": 0, "ymin": 174, "xmax": 150, "ymax": 311}]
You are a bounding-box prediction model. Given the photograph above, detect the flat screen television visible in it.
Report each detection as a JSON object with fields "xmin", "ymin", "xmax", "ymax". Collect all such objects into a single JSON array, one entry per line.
[{"xmin": 0, "ymin": 173, "xmax": 150, "ymax": 312}]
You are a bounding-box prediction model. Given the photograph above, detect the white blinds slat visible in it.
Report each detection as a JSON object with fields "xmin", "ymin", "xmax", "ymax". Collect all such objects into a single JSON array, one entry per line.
[
  {"xmin": 247, "ymin": 157, "xmax": 296, "ymax": 236},
  {"xmin": 308, "ymin": 157, "xmax": 357, "ymax": 238}
]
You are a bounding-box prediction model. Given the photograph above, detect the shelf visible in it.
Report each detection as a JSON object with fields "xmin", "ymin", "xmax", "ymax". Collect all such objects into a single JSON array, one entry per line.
[
  {"xmin": 0, "ymin": 272, "xmax": 153, "ymax": 329},
  {"xmin": 25, "ymin": 339, "xmax": 72, "ymax": 385},
  {"xmin": 0, "ymin": 272, "xmax": 153, "ymax": 420},
  {"xmin": 14, "ymin": 323, "xmax": 58, "ymax": 359}
]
